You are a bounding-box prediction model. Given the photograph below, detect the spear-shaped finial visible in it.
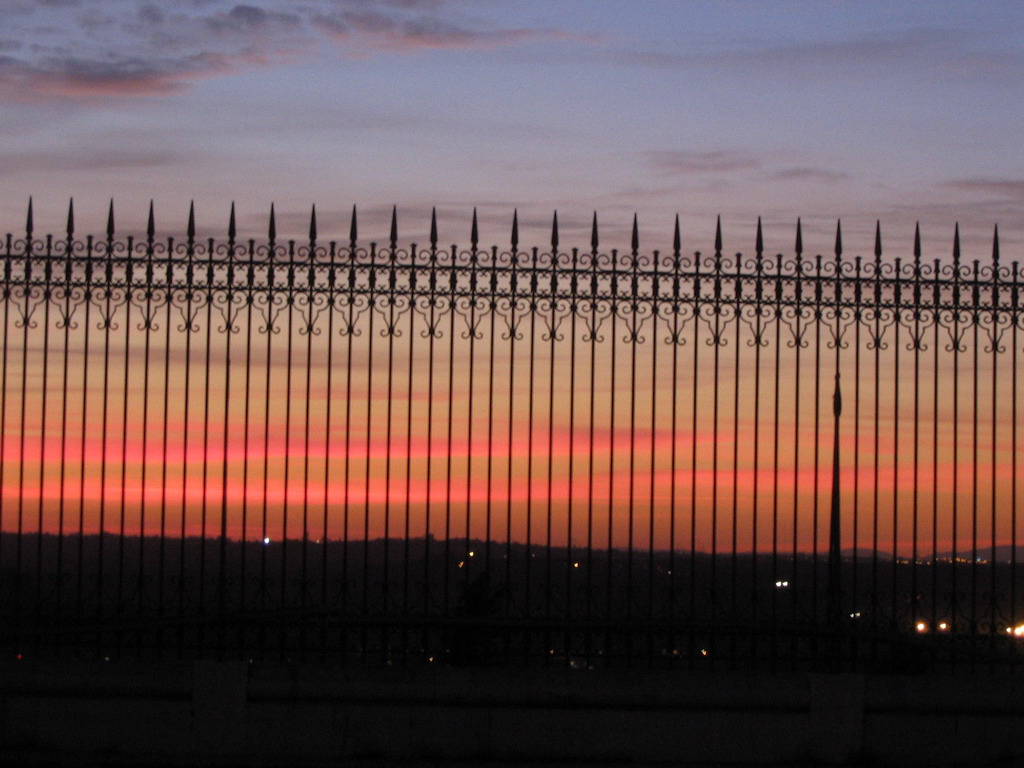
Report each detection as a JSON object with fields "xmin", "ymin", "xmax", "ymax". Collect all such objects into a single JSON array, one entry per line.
[
  {"xmin": 673, "ymin": 214, "xmax": 681, "ymax": 255},
  {"xmin": 551, "ymin": 210, "xmax": 559, "ymax": 250},
  {"xmin": 429, "ymin": 207, "xmax": 438, "ymax": 249},
  {"xmin": 106, "ymin": 199, "xmax": 115, "ymax": 239},
  {"xmin": 309, "ymin": 204, "xmax": 317, "ymax": 242},
  {"xmin": 349, "ymin": 204, "xmax": 357, "ymax": 247},
  {"xmin": 26, "ymin": 197, "xmax": 34, "ymax": 237},
  {"xmin": 228, "ymin": 202, "xmax": 236, "ymax": 241},
  {"xmin": 953, "ymin": 222, "xmax": 961, "ymax": 263},
  {"xmin": 186, "ymin": 201, "xmax": 196, "ymax": 241},
  {"xmin": 631, "ymin": 213, "xmax": 639, "ymax": 254},
  {"xmin": 874, "ymin": 220, "xmax": 882, "ymax": 258},
  {"xmin": 511, "ymin": 209, "xmax": 519, "ymax": 252},
  {"xmin": 470, "ymin": 207, "xmax": 478, "ymax": 249},
  {"xmin": 913, "ymin": 222, "xmax": 921, "ymax": 260},
  {"xmin": 993, "ymin": 224, "xmax": 1000, "ymax": 264},
  {"xmin": 390, "ymin": 205, "xmax": 398, "ymax": 248},
  {"xmin": 147, "ymin": 200, "xmax": 155, "ymax": 240},
  {"xmin": 795, "ymin": 218, "xmax": 803, "ymax": 257},
  {"xmin": 755, "ymin": 216, "xmax": 764, "ymax": 257},
  {"xmin": 591, "ymin": 211, "xmax": 599, "ymax": 251},
  {"xmin": 266, "ymin": 203, "xmax": 275, "ymax": 242},
  {"xmin": 714, "ymin": 215, "xmax": 722, "ymax": 254},
  {"xmin": 834, "ymin": 219, "xmax": 842, "ymax": 258},
  {"xmin": 65, "ymin": 198, "xmax": 75, "ymax": 239}
]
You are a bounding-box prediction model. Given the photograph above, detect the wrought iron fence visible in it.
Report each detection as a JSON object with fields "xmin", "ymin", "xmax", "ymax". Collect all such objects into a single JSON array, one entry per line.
[{"xmin": 1, "ymin": 199, "xmax": 1021, "ymax": 672}]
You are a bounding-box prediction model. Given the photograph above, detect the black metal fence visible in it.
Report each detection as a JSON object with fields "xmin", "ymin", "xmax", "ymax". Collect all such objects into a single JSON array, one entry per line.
[{"xmin": 1, "ymin": 200, "xmax": 1021, "ymax": 672}]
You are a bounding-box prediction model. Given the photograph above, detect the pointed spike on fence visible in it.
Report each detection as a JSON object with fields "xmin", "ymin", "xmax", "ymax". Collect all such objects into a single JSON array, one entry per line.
[
  {"xmin": 26, "ymin": 197, "xmax": 34, "ymax": 236},
  {"xmin": 591, "ymin": 212, "xmax": 599, "ymax": 251},
  {"xmin": 673, "ymin": 214, "xmax": 681, "ymax": 253},
  {"xmin": 106, "ymin": 199, "xmax": 115, "ymax": 239},
  {"xmin": 470, "ymin": 207, "xmax": 478, "ymax": 249},
  {"xmin": 511, "ymin": 209, "xmax": 519, "ymax": 251},
  {"xmin": 228, "ymin": 202, "xmax": 236, "ymax": 241},
  {"xmin": 834, "ymin": 219, "xmax": 842, "ymax": 258},
  {"xmin": 390, "ymin": 205, "xmax": 398, "ymax": 247},
  {"xmin": 349, "ymin": 204, "xmax": 357, "ymax": 245},
  {"xmin": 755, "ymin": 217, "xmax": 764, "ymax": 256},
  {"xmin": 187, "ymin": 201, "xmax": 196, "ymax": 241},
  {"xmin": 631, "ymin": 213, "xmax": 639, "ymax": 253},
  {"xmin": 551, "ymin": 210, "xmax": 559, "ymax": 250},
  {"xmin": 66, "ymin": 198, "xmax": 74, "ymax": 238},
  {"xmin": 993, "ymin": 224, "xmax": 1000, "ymax": 264},
  {"xmin": 953, "ymin": 223, "xmax": 961, "ymax": 263},
  {"xmin": 267, "ymin": 203, "xmax": 275, "ymax": 242},
  {"xmin": 795, "ymin": 218, "xmax": 803, "ymax": 256},
  {"xmin": 430, "ymin": 207, "xmax": 438, "ymax": 248},
  {"xmin": 309, "ymin": 204, "xmax": 317, "ymax": 242},
  {"xmin": 714, "ymin": 215, "xmax": 722, "ymax": 253},
  {"xmin": 874, "ymin": 220, "xmax": 882, "ymax": 258},
  {"xmin": 913, "ymin": 222, "xmax": 921, "ymax": 259}
]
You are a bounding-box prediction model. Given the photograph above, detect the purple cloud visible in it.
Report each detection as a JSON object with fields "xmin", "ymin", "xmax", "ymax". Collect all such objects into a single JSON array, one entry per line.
[
  {"xmin": 646, "ymin": 150, "xmax": 761, "ymax": 175},
  {"xmin": 0, "ymin": 0, "xmax": 578, "ymax": 101},
  {"xmin": 945, "ymin": 178, "xmax": 1024, "ymax": 198},
  {"xmin": 768, "ymin": 167, "xmax": 850, "ymax": 183}
]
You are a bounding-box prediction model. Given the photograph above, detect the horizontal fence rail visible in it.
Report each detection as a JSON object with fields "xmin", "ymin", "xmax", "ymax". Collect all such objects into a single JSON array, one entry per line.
[{"xmin": 1, "ymin": 200, "xmax": 1022, "ymax": 672}]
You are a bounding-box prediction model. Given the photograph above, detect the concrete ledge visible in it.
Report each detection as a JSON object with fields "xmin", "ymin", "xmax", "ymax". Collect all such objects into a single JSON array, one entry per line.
[{"xmin": 2, "ymin": 660, "xmax": 1023, "ymax": 765}]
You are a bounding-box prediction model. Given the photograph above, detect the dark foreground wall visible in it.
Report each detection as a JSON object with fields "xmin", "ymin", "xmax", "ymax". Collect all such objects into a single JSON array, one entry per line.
[{"xmin": 2, "ymin": 660, "xmax": 1023, "ymax": 766}]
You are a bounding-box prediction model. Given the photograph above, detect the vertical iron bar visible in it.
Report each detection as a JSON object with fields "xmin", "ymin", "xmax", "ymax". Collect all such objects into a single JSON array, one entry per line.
[
  {"xmin": 401, "ymin": 242, "xmax": 415, "ymax": 660},
  {"xmin": 730, "ymin": 242, "xmax": 741, "ymax": 665},
  {"xmin": 322, "ymin": 239, "xmax": 337, "ymax": 659},
  {"xmin": 443, "ymin": 240, "xmax": 456, "ymax": 650},
  {"xmin": 626, "ymin": 238, "xmax": 638, "ymax": 665},
  {"xmin": 382, "ymin": 236, "xmax": 396, "ymax": 660},
  {"xmin": 362, "ymin": 241, "xmax": 376, "ymax": 659},
  {"xmin": 770, "ymin": 247, "xmax": 782, "ymax": 668},
  {"xmin": 0, "ymin": 233, "xmax": 11, "ymax": 647},
  {"xmin": 970, "ymin": 259, "xmax": 980, "ymax": 668},
  {"xmin": 34, "ymin": 235, "xmax": 53, "ymax": 657},
  {"xmin": 607, "ymin": 247, "xmax": 619, "ymax": 666},
  {"xmin": 585, "ymin": 232, "xmax": 597, "ymax": 665},
  {"xmin": 423, "ymin": 228, "xmax": 437, "ymax": 658},
  {"xmin": 78, "ymin": 237, "xmax": 94, "ymax": 650},
  {"xmin": 15, "ymin": 225, "xmax": 31, "ymax": 654},
  {"xmin": 667, "ymin": 220, "xmax": 681, "ymax": 663},
  {"xmin": 523, "ymin": 243, "xmax": 538, "ymax": 662},
  {"xmin": 567, "ymin": 245, "xmax": 578, "ymax": 661},
  {"xmin": 545, "ymin": 241, "xmax": 556, "ymax": 663},
  {"xmin": 502, "ymin": 226, "xmax": 517, "ymax": 661},
  {"xmin": 137, "ymin": 238, "xmax": 155, "ymax": 652},
  {"xmin": 298, "ymin": 232, "xmax": 313, "ymax": 660},
  {"xmin": 219, "ymin": 225, "xmax": 236, "ymax": 659},
  {"xmin": 750, "ymin": 229, "xmax": 764, "ymax": 664},
  {"xmin": 280, "ymin": 240, "xmax": 296, "ymax": 659},
  {"xmin": 891, "ymin": 258, "xmax": 901, "ymax": 639},
  {"xmin": 342, "ymin": 227, "xmax": 356, "ymax": 657},
  {"xmin": 240, "ymin": 239, "xmax": 254, "ymax": 658},
  {"xmin": 649, "ymin": 246, "xmax": 661, "ymax": 667},
  {"xmin": 690, "ymin": 248, "xmax": 701, "ymax": 667},
  {"xmin": 812, "ymin": 252, "xmax": 822, "ymax": 641},
  {"xmin": 55, "ymin": 222, "xmax": 74, "ymax": 651}
]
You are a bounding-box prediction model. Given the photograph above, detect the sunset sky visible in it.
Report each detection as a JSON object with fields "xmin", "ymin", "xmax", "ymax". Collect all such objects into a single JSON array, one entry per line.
[
  {"xmin": 1, "ymin": 0, "xmax": 1022, "ymax": 254},
  {"xmin": 1, "ymin": 1, "xmax": 1022, "ymax": 556}
]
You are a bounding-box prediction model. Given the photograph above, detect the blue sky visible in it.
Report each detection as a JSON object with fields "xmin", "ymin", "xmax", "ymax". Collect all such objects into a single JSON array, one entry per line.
[{"xmin": 2, "ymin": 0, "xmax": 1021, "ymax": 256}]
